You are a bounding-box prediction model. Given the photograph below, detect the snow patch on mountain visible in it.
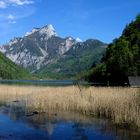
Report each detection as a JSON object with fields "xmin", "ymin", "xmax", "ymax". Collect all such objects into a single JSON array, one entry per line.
[
  {"xmin": 25, "ymin": 28, "xmax": 39, "ymax": 36},
  {"xmin": 9, "ymin": 38, "xmax": 19, "ymax": 46},
  {"xmin": 39, "ymin": 24, "xmax": 57, "ymax": 39}
]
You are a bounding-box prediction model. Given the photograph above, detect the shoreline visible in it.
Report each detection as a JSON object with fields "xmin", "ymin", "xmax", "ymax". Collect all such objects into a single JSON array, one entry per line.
[{"xmin": 0, "ymin": 85, "xmax": 139, "ymax": 130}]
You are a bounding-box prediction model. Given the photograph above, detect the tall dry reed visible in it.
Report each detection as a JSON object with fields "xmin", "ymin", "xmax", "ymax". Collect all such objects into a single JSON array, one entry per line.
[{"xmin": 0, "ymin": 85, "xmax": 139, "ymax": 127}]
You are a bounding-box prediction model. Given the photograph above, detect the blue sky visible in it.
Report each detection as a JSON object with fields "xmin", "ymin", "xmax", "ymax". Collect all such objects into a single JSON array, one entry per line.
[{"xmin": 0, "ymin": 0, "xmax": 140, "ymax": 45}]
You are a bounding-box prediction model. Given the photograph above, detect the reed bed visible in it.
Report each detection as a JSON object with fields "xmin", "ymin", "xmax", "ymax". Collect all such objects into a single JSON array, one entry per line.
[{"xmin": 0, "ymin": 85, "xmax": 139, "ymax": 128}]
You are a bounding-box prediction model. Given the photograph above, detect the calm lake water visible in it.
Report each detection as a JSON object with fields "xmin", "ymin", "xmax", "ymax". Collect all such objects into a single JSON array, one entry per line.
[
  {"xmin": 0, "ymin": 101, "xmax": 139, "ymax": 140},
  {"xmin": 0, "ymin": 79, "xmax": 109, "ymax": 86},
  {"xmin": 0, "ymin": 80, "xmax": 78, "ymax": 86}
]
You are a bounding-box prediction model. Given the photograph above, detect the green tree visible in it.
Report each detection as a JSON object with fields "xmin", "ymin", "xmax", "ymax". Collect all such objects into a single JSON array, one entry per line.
[{"xmin": 85, "ymin": 14, "xmax": 140, "ymax": 85}]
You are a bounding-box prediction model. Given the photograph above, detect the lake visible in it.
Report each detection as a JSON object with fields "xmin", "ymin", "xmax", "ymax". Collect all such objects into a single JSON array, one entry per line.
[
  {"xmin": 0, "ymin": 100, "xmax": 139, "ymax": 140},
  {"xmin": 0, "ymin": 80, "xmax": 78, "ymax": 86}
]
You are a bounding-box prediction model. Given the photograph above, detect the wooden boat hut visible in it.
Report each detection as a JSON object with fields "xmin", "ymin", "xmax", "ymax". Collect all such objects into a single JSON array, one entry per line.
[{"xmin": 128, "ymin": 76, "xmax": 140, "ymax": 87}]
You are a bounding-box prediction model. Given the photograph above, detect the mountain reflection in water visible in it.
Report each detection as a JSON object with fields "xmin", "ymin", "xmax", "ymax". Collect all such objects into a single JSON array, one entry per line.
[{"xmin": 0, "ymin": 100, "xmax": 139, "ymax": 140}]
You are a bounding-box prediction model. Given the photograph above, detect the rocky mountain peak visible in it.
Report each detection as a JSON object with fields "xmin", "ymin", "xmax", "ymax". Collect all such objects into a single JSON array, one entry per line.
[
  {"xmin": 39, "ymin": 24, "xmax": 57, "ymax": 38},
  {"xmin": 46, "ymin": 24, "xmax": 55, "ymax": 31},
  {"xmin": 25, "ymin": 28, "xmax": 39, "ymax": 37},
  {"xmin": 0, "ymin": 24, "xmax": 106, "ymax": 76},
  {"xmin": 24, "ymin": 24, "xmax": 57, "ymax": 39}
]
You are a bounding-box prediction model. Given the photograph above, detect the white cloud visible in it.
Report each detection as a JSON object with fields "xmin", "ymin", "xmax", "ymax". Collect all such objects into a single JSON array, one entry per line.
[
  {"xmin": 0, "ymin": 1, "xmax": 7, "ymax": 8},
  {"xmin": 76, "ymin": 38, "xmax": 82, "ymax": 42},
  {"xmin": 0, "ymin": 0, "xmax": 35, "ymax": 23},
  {"xmin": 9, "ymin": 0, "xmax": 34, "ymax": 6},
  {"xmin": 7, "ymin": 14, "xmax": 15, "ymax": 20},
  {"xmin": 0, "ymin": 0, "xmax": 34, "ymax": 9},
  {"xmin": 7, "ymin": 14, "xmax": 16, "ymax": 24}
]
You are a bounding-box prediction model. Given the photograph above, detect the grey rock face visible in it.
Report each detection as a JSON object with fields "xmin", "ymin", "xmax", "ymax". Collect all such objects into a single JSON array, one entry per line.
[{"xmin": 0, "ymin": 25, "xmax": 76, "ymax": 71}]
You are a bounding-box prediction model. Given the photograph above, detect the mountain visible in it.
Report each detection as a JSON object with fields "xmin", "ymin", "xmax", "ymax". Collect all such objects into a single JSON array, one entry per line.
[
  {"xmin": 0, "ymin": 51, "xmax": 31, "ymax": 79},
  {"xmin": 0, "ymin": 25, "xmax": 76, "ymax": 72},
  {"xmin": 84, "ymin": 15, "xmax": 140, "ymax": 85},
  {"xmin": 0, "ymin": 24, "xmax": 107, "ymax": 79},
  {"xmin": 36, "ymin": 39, "xmax": 106, "ymax": 79}
]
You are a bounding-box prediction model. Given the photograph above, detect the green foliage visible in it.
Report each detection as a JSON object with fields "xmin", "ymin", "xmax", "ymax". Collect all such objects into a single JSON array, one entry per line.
[
  {"xmin": 84, "ymin": 63, "xmax": 107, "ymax": 82},
  {"xmin": 85, "ymin": 14, "xmax": 140, "ymax": 85},
  {"xmin": 0, "ymin": 52, "xmax": 31, "ymax": 79}
]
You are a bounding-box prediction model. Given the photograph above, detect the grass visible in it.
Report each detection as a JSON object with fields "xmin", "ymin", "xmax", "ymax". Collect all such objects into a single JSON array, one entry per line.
[{"xmin": 0, "ymin": 85, "xmax": 139, "ymax": 128}]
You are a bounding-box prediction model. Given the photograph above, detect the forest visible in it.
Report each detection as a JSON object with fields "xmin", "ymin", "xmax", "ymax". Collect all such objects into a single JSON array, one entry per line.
[{"xmin": 84, "ymin": 15, "xmax": 140, "ymax": 85}]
